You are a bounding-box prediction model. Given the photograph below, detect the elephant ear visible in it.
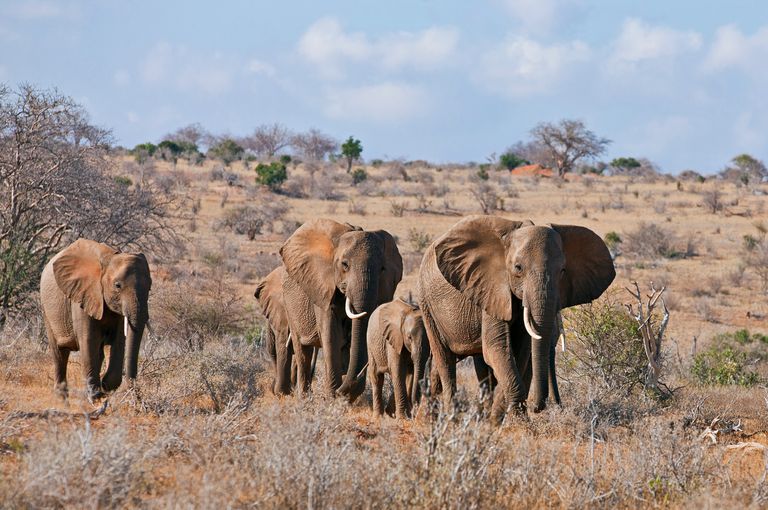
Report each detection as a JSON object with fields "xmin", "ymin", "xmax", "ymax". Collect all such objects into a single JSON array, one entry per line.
[
  {"xmin": 279, "ymin": 219, "xmax": 354, "ymax": 307},
  {"xmin": 254, "ymin": 266, "xmax": 288, "ymax": 332},
  {"xmin": 373, "ymin": 230, "xmax": 403, "ymax": 304},
  {"xmin": 434, "ymin": 216, "xmax": 528, "ymax": 321},
  {"xmin": 380, "ymin": 302, "xmax": 407, "ymax": 354},
  {"xmin": 53, "ymin": 239, "xmax": 117, "ymax": 320},
  {"xmin": 550, "ymin": 225, "xmax": 616, "ymax": 308}
]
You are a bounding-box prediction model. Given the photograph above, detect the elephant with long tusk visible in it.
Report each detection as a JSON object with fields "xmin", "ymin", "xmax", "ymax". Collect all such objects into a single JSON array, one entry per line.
[
  {"xmin": 279, "ymin": 219, "xmax": 402, "ymax": 399},
  {"xmin": 419, "ymin": 216, "xmax": 615, "ymax": 422}
]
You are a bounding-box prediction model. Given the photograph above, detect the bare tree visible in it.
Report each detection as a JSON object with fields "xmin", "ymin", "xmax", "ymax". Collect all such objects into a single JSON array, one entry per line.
[
  {"xmin": 0, "ymin": 85, "xmax": 178, "ymax": 321},
  {"xmin": 164, "ymin": 122, "xmax": 210, "ymax": 150},
  {"xmin": 506, "ymin": 140, "xmax": 550, "ymax": 167},
  {"xmin": 530, "ymin": 119, "xmax": 611, "ymax": 177},
  {"xmin": 625, "ymin": 282, "xmax": 670, "ymax": 395},
  {"xmin": 241, "ymin": 123, "xmax": 293, "ymax": 159},
  {"xmin": 291, "ymin": 128, "xmax": 339, "ymax": 161}
]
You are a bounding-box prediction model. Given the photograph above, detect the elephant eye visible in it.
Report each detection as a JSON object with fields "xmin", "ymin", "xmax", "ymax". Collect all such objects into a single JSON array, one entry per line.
[
  {"xmin": 341, "ymin": 260, "xmax": 349, "ymax": 271},
  {"xmin": 114, "ymin": 281, "xmax": 122, "ymax": 289},
  {"xmin": 514, "ymin": 263, "xmax": 523, "ymax": 274}
]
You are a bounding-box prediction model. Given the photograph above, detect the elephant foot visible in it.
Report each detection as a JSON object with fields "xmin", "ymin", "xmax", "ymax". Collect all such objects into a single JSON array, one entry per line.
[
  {"xmin": 101, "ymin": 376, "xmax": 122, "ymax": 393},
  {"xmin": 531, "ymin": 400, "xmax": 546, "ymax": 413},
  {"xmin": 87, "ymin": 388, "xmax": 106, "ymax": 404}
]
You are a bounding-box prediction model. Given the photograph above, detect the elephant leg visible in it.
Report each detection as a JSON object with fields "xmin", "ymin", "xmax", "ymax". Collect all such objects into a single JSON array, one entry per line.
[
  {"xmin": 75, "ymin": 318, "xmax": 105, "ymax": 401},
  {"xmin": 473, "ymin": 355, "xmax": 495, "ymax": 401},
  {"xmin": 388, "ymin": 348, "xmax": 410, "ymax": 419},
  {"xmin": 290, "ymin": 357, "xmax": 298, "ymax": 389},
  {"xmin": 293, "ymin": 340, "xmax": 314, "ymax": 396},
  {"xmin": 427, "ymin": 357, "xmax": 443, "ymax": 396},
  {"xmin": 422, "ymin": 307, "xmax": 455, "ymax": 407},
  {"xmin": 101, "ymin": 330, "xmax": 125, "ymax": 392},
  {"xmin": 318, "ymin": 307, "xmax": 343, "ymax": 395},
  {"xmin": 45, "ymin": 317, "xmax": 69, "ymax": 399},
  {"xmin": 369, "ymin": 364, "xmax": 384, "ymax": 416},
  {"xmin": 481, "ymin": 312, "xmax": 525, "ymax": 424}
]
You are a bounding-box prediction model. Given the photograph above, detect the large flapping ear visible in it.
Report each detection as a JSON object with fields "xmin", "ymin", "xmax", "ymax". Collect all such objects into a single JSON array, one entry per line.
[
  {"xmin": 53, "ymin": 239, "xmax": 117, "ymax": 320},
  {"xmin": 380, "ymin": 301, "xmax": 408, "ymax": 355},
  {"xmin": 279, "ymin": 219, "xmax": 354, "ymax": 306},
  {"xmin": 254, "ymin": 266, "xmax": 289, "ymax": 331},
  {"xmin": 434, "ymin": 216, "xmax": 528, "ymax": 321},
  {"xmin": 550, "ymin": 225, "xmax": 616, "ymax": 308},
  {"xmin": 373, "ymin": 230, "xmax": 404, "ymax": 304}
]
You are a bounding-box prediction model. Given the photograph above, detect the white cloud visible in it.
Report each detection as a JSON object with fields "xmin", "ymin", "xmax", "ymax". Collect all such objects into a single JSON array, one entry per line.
[
  {"xmin": 297, "ymin": 17, "xmax": 458, "ymax": 78},
  {"xmin": 244, "ymin": 58, "xmax": 276, "ymax": 78},
  {"xmin": 324, "ymin": 82, "xmax": 429, "ymax": 122},
  {"xmin": 497, "ymin": 0, "xmax": 559, "ymax": 30},
  {"xmin": 139, "ymin": 43, "xmax": 234, "ymax": 95},
  {"xmin": 703, "ymin": 24, "xmax": 768, "ymax": 73},
  {"xmin": 478, "ymin": 36, "xmax": 590, "ymax": 97},
  {"xmin": 610, "ymin": 18, "xmax": 702, "ymax": 65}
]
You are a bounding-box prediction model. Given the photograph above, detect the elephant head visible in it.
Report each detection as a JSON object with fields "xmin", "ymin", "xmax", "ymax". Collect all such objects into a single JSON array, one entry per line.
[
  {"xmin": 434, "ymin": 215, "xmax": 614, "ymax": 412},
  {"xmin": 280, "ymin": 219, "xmax": 402, "ymax": 397},
  {"xmin": 53, "ymin": 238, "xmax": 152, "ymax": 382},
  {"xmin": 380, "ymin": 299, "xmax": 430, "ymax": 406},
  {"xmin": 254, "ymin": 265, "xmax": 292, "ymax": 395}
]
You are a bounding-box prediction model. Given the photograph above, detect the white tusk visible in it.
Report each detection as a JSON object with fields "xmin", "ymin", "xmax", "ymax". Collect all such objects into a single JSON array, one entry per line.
[
  {"xmin": 523, "ymin": 306, "xmax": 543, "ymax": 340},
  {"xmin": 355, "ymin": 362, "xmax": 369, "ymax": 380},
  {"xmin": 558, "ymin": 312, "xmax": 566, "ymax": 352},
  {"xmin": 285, "ymin": 331, "xmax": 292, "ymax": 349},
  {"xmin": 345, "ymin": 296, "xmax": 367, "ymax": 319},
  {"xmin": 124, "ymin": 316, "xmax": 130, "ymax": 337}
]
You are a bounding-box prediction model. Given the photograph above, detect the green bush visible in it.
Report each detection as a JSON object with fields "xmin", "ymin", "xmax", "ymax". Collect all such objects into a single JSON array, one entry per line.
[
  {"xmin": 476, "ymin": 165, "xmax": 490, "ymax": 181},
  {"xmin": 691, "ymin": 346, "xmax": 759, "ymax": 387},
  {"xmin": 255, "ymin": 161, "xmax": 288, "ymax": 191},
  {"xmin": 562, "ymin": 298, "xmax": 648, "ymax": 394},
  {"xmin": 208, "ymin": 138, "xmax": 244, "ymax": 166},
  {"xmin": 113, "ymin": 176, "xmax": 133, "ymax": 187},
  {"xmin": 351, "ymin": 168, "xmax": 368, "ymax": 185},
  {"xmin": 498, "ymin": 151, "xmax": 529, "ymax": 171},
  {"xmin": 604, "ymin": 232, "xmax": 622, "ymax": 252}
]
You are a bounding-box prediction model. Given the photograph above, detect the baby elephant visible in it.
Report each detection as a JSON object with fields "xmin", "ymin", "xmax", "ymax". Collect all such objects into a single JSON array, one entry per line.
[{"xmin": 367, "ymin": 299, "xmax": 430, "ymax": 419}]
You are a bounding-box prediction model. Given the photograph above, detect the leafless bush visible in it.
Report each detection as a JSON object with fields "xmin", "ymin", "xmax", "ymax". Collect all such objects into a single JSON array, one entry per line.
[
  {"xmin": 355, "ymin": 179, "xmax": 379, "ymax": 197},
  {"xmin": 217, "ymin": 193, "xmax": 289, "ymax": 240},
  {"xmin": 727, "ymin": 264, "xmax": 746, "ymax": 286},
  {"xmin": 402, "ymin": 252, "xmax": 422, "ymax": 275},
  {"xmin": 347, "ymin": 198, "xmax": 366, "ymax": 216},
  {"xmin": 469, "ymin": 181, "xmax": 504, "ymax": 214},
  {"xmin": 694, "ymin": 297, "xmax": 716, "ymax": 322},
  {"xmin": 407, "ymin": 228, "xmax": 432, "ymax": 253},
  {"xmin": 622, "ymin": 222, "xmax": 681, "ymax": 259},
  {"xmin": 312, "ymin": 169, "xmax": 345, "ymax": 200},
  {"xmin": 390, "ymin": 200, "xmax": 408, "ymax": 217},
  {"xmin": 702, "ymin": 190, "xmax": 724, "ymax": 213}
]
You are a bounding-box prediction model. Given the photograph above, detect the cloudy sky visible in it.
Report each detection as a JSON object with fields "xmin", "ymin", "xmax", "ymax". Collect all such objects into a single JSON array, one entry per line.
[{"xmin": 2, "ymin": 0, "xmax": 767, "ymax": 173}]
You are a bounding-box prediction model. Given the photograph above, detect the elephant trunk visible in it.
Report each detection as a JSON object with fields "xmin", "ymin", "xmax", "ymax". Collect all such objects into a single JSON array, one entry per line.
[
  {"xmin": 526, "ymin": 278, "xmax": 557, "ymax": 413},
  {"xmin": 124, "ymin": 300, "xmax": 148, "ymax": 381},
  {"xmin": 337, "ymin": 274, "xmax": 378, "ymax": 401}
]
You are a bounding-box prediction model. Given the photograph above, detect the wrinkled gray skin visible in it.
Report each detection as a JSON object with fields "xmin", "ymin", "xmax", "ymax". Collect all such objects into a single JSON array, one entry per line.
[
  {"xmin": 367, "ymin": 299, "xmax": 430, "ymax": 419},
  {"xmin": 419, "ymin": 216, "xmax": 615, "ymax": 422},
  {"xmin": 40, "ymin": 239, "xmax": 151, "ymax": 400},
  {"xmin": 280, "ymin": 219, "xmax": 402, "ymax": 400},
  {"xmin": 254, "ymin": 266, "xmax": 293, "ymax": 395}
]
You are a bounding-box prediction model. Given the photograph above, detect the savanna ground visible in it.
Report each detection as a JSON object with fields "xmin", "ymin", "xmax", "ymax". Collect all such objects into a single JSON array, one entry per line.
[{"xmin": 2, "ymin": 155, "xmax": 768, "ymax": 508}]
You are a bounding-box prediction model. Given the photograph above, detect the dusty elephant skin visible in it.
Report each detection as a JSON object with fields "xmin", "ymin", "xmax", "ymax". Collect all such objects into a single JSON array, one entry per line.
[
  {"xmin": 367, "ymin": 299, "xmax": 430, "ymax": 419},
  {"xmin": 279, "ymin": 219, "xmax": 403, "ymax": 400},
  {"xmin": 254, "ymin": 266, "xmax": 294, "ymax": 396},
  {"xmin": 419, "ymin": 215, "xmax": 615, "ymax": 422},
  {"xmin": 39, "ymin": 238, "xmax": 152, "ymax": 400}
]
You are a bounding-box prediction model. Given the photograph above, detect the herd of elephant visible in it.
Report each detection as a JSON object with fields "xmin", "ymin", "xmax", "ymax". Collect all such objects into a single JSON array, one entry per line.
[{"xmin": 39, "ymin": 215, "xmax": 615, "ymax": 423}]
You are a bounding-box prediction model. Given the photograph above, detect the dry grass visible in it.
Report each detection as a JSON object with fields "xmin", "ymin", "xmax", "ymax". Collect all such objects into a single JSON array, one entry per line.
[{"xmin": 2, "ymin": 156, "xmax": 768, "ymax": 508}]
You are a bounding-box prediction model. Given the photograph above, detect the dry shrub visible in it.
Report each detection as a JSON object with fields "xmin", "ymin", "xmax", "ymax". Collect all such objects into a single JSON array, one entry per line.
[
  {"xmin": 347, "ymin": 198, "xmax": 366, "ymax": 216},
  {"xmin": 469, "ymin": 180, "xmax": 504, "ymax": 214},
  {"xmin": 390, "ymin": 200, "xmax": 408, "ymax": 217},
  {"xmin": 216, "ymin": 192, "xmax": 289, "ymax": 240},
  {"xmin": 622, "ymin": 222, "xmax": 684, "ymax": 260}
]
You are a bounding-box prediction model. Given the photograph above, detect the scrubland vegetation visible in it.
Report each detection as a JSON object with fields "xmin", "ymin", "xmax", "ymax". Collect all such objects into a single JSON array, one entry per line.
[{"xmin": 1, "ymin": 85, "xmax": 768, "ymax": 508}]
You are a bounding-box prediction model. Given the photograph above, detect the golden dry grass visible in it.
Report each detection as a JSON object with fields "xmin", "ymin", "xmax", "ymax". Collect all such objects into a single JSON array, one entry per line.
[{"xmin": 1, "ymin": 156, "xmax": 767, "ymax": 508}]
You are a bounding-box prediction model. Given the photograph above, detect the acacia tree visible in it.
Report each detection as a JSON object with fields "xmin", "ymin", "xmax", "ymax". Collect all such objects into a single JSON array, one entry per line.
[
  {"xmin": 291, "ymin": 128, "xmax": 338, "ymax": 161},
  {"xmin": 530, "ymin": 119, "xmax": 610, "ymax": 177},
  {"xmin": 242, "ymin": 123, "xmax": 293, "ymax": 159},
  {"xmin": 0, "ymin": 84, "xmax": 177, "ymax": 322}
]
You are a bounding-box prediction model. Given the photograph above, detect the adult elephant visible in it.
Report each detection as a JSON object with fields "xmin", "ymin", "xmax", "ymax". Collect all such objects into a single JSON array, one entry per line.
[
  {"xmin": 419, "ymin": 216, "xmax": 614, "ymax": 422},
  {"xmin": 280, "ymin": 219, "xmax": 402, "ymax": 400},
  {"xmin": 40, "ymin": 239, "xmax": 152, "ymax": 400}
]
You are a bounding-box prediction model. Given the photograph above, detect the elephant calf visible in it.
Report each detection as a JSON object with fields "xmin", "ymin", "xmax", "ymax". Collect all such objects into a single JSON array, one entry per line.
[{"xmin": 367, "ymin": 299, "xmax": 429, "ymax": 419}]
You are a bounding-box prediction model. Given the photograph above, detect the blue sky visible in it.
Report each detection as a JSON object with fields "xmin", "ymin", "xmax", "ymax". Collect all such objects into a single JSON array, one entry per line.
[{"xmin": 2, "ymin": 0, "xmax": 767, "ymax": 174}]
